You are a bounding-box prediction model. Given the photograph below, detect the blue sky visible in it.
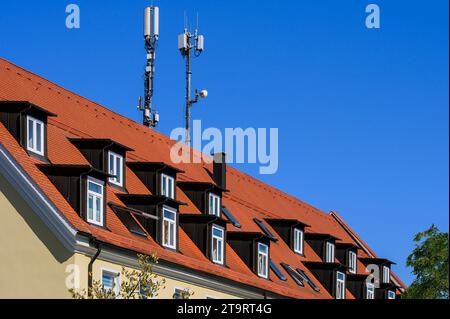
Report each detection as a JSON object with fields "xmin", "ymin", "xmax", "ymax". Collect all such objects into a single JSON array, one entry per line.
[{"xmin": 0, "ymin": 0, "xmax": 448, "ymax": 285}]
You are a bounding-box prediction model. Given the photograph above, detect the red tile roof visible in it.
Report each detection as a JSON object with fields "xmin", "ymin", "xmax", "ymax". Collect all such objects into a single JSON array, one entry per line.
[{"xmin": 0, "ymin": 57, "xmax": 405, "ymax": 298}]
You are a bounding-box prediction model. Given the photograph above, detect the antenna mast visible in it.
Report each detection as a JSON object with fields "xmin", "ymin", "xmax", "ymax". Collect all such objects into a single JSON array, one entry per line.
[
  {"xmin": 178, "ymin": 17, "xmax": 207, "ymax": 147},
  {"xmin": 138, "ymin": 6, "xmax": 160, "ymax": 128}
]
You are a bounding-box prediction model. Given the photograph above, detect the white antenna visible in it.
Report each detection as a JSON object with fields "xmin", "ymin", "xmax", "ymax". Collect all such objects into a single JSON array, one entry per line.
[
  {"xmin": 178, "ymin": 15, "xmax": 207, "ymax": 147},
  {"xmin": 138, "ymin": 5, "xmax": 160, "ymax": 128}
]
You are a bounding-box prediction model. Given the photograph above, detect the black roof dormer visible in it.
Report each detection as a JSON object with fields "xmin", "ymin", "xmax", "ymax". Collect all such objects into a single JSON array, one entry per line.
[
  {"xmin": 305, "ymin": 233, "xmax": 340, "ymax": 262},
  {"xmin": 303, "ymin": 261, "xmax": 347, "ymax": 298},
  {"xmin": 127, "ymin": 162, "xmax": 183, "ymax": 197},
  {"xmin": 266, "ymin": 218, "xmax": 310, "ymax": 253},
  {"xmin": 116, "ymin": 193, "xmax": 185, "ymax": 250},
  {"xmin": 37, "ymin": 164, "xmax": 110, "ymax": 228},
  {"xmin": 179, "ymin": 214, "xmax": 229, "ymax": 265},
  {"xmin": 335, "ymin": 242, "xmax": 359, "ymax": 272},
  {"xmin": 346, "ymin": 273, "xmax": 369, "ymax": 299},
  {"xmin": 70, "ymin": 138, "xmax": 132, "ymax": 191},
  {"xmin": 177, "ymin": 181, "xmax": 224, "ymax": 216},
  {"xmin": 0, "ymin": 101, "xmax": 56, "ymax": 161},
  {"xmin": 227, "ymin": 231, "xmax": 271, "ymax": 278}
]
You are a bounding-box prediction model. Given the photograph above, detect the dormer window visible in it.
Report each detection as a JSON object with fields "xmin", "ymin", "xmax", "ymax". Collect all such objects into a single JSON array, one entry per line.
[
  {"xmin": 325, "ymin": 241, "xmax": 335, "ymax": 263},
  {"xmin": 211, "ymin": 225, "xmax": 225, "ymax": 265},
  {"xmin": 208, "ymin": 193, "xmax": 221, "ymax": 216},
  {"xmin": 294, "ymin": 228, "xmax": 304, "ymax": 255},
  {"xmin": 26, "ymin": 115, "xmax": 44, "ymax": 156},
  {"xmin": 348, "ymin": 251, "xmax": 357, "ymax": 274},
  {"xmin": 257, "ymin": 242, "xmax": 269, "ymax": 279},
  {"xmin": 0, "ymin": 101, "xmax": 56, "ymax": 161},
  {"xmin": 108, "ymin": 151, "xmax": 124, "ymax": 187},
  {"xmin": 87, "ymin": 177, "xmax": 105, "ymax": 226},
  {"xmin": 336, "ymin": 271, "xmax": 346, "ymax": 299},
  {"xmin": 162, "ymin": 207, "xmax": 177, "ymax": 249},
  {"xmin": 387, "ymin": 290, "xmax": 396, "ymax": 299},
  {"xmin": 366, "ymin": 283, "xmax": 375, "ymax": 299},
  {"xmin": 382, "ymin": 265, "xmax": 390, "ymax": 283},
  {"xmin": 161, "ymin": 174, "xmax": 175, "ymax": 199}
]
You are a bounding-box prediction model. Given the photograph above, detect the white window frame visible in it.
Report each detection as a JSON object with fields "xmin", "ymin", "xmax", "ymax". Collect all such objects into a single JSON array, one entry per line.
[
  {"xmin": 387, "ymin": 290, "xmax": 396, "ymax": 299},
  {"xmin": 26, "ymin": 115, "xmax": 45, "ymax": 156},
  {"xmin": 162, "ymin": 206, "xmax": 177, "ymax": 249},
  {"xmin": 366, "ymin": 283, "xmax": 375, "ymax": 299},
  {"xmin": 336, "ymin": 271, "xmax": 346, "ymax": 299},
  {"xmin": 325, "ymin": 241, "xmax": 335, "ymax": 263},
  {"xmin": 86, "ymin": 177, "xmax": 104, "ymax": 226},
  {"xmin": 348, "ymin": 250, "xmax": 357, "ymax": 274},
  {"xmin": 161, "ymin": 173, "xmax": 175, "ymax": 199},
  {"xmin": 108, "ymin": 151, "xmax": 124, "ymax": 187},
  {"xmin": 208, "ymin": 193, "xmax": 221, "ymax": 216},
  {"xmin": 101, "ymin": 269, "xmax": 120, "ymax": 298},
  {"xmin": 211, "ymin": 225, "xmax": 225, "ymax": 265},
  {"xmin": 293, "ymin": 228, "xmax": 304, "ymax": 255},
  {"xmin": 257, "ymin": 242, "xmax": 269, "ymax": 279},
  {"xmin": 382, "ymin": 265, "xmax": 390, "ymax": 283}
]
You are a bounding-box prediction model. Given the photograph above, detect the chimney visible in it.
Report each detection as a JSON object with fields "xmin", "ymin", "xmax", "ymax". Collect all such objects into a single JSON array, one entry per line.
[{"xmin": 213, "ymin": 152, "xmax": 227, "ymax": 190}]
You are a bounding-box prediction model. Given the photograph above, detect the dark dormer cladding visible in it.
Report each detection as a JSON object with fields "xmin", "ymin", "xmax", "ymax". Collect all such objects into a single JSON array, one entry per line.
[
  {"xmin": 116, "ymin": 194, "xmax": 185, "ymax": 251},
  {"xmin": 303, "ymin": 261, "xmax": 347, "ymax": 299},
  {"xmin": 69, "ymin": 138, "xmax": 133, "ymax": 191},
  {"xmin": 227, "ymin": 232, "xmax": 271, "ymax": 279},
  {"xmin": 127, "ymin": 162, "xmax": 183, "ymax": 198},
  {"xmin": 37, "ymin": 164, "xmax": 110, "ymax": 227},
  {"xmin": 177, "ymin": 181, "xmax": 224, "ymax": 217},
  {"xmin": 265, "ymin": 218, "xmax": 310, "ymax": 254},
  {"xmin": 0, "ymin": 101, "xmax": 56, "ymax": 161},
  {"xmin": 335, "ymin": 242, "xmax": 359, "ymax": 274},
  {"xmin": 304, "ymin": 233, "xmax": 340, "ymax": 263},
  {"xmin": 179, "ymin": 214, "xmax": 229, "ymax": 265},
  {"xmin": 346, "ymin": 273, "xmax": 371, "ymax": 299}
]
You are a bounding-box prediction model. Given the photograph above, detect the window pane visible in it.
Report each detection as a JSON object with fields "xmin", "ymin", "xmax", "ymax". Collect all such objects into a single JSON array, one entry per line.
[
  {"xmin": 163, "ymin": 220, "xmax": 169, "ymax": 245},
  {"xmin": 88, "ymin": 196, "xmax": 94, "ymax": 220},
  {"xmin": 115, "ymin": 157, "xmax": 121, "ymax": 183},
  {"xmin": 162, "ymin": 176, "xmax": 167, "ymax": 196},
  {"xmin": 109, "ymin": 154, "xmax": 115, "ymax": 175},
  {"xmin": 259, "ymin": 243, "xmax": 268, "ymax": 254},
  {"xmin": 88, "ymin": 182, "xmax": 102, "ymax": 194},
  {"xmin": 213, "ymin": 227, "xmax": 223, "ymax": 238},
  {"xmin": 168, "ymin": 177, "xmax": 173, "ymax": 198},
  {"xmin": 102, "ymin": 273, "xmax": 114, "ymax": 290},
  {"xmin": 209, "ymin": 195, "xmax": 213, "ymax": 214},
  {"xmin": 169, "ymin": 222, "xmax": 175, "ymax": 246},
  {"xmin": 164, "ymin": 210, "xmax": 175, "ymax": 221},
  {"xmin": 36, "ymin": 122, "xmax": 42, "ymax": 152},
  {"xmin": 95, "ymin": 197, "xmax": 101, "ymax": 222},
  {"xmin": 28, "ymin": 119, "xmax": 34, "ymax": 148}
]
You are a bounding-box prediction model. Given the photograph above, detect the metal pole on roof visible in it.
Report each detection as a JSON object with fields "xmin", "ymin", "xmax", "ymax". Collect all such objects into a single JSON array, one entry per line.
[
  {"xmin": 138, "ymin": 6, "xmax": 160, "ymax": 128},
  {"xmin": 178, "ymin": 17, "xmax": 207, "ymax": 147}
]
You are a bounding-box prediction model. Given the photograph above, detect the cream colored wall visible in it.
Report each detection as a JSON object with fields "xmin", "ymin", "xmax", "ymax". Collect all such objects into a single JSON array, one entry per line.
[
  {"xmin": 0, "ymin": 174, "xmax": 74, "ymax": 299},
  {"xmin": 74, "ymin": 254, "xmax": 241, "ymax": 299}
]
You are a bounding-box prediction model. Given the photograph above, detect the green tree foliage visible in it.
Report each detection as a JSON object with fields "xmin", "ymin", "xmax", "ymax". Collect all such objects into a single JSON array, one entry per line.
[
  {"xmin": 402, "ymin": 225, "xmax": 449, "ymax": 299},
  {"xmin": 69, "ymin": 253, "xmax": 193, "ymax": 299}
]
